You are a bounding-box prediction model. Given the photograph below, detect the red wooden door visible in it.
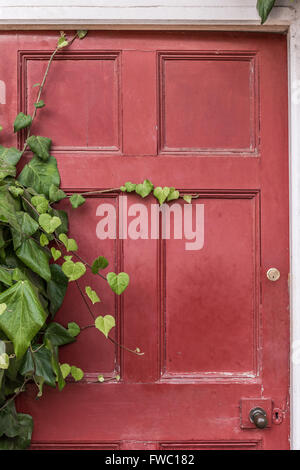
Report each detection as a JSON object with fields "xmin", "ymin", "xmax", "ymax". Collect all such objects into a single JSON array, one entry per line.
[{"xmin": 0, "ymin": 31, "xmax": 289, "ymax": 450}]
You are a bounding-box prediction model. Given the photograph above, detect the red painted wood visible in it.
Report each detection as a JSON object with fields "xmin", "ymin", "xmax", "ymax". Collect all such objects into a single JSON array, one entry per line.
[{"xmin": 0, "ymin": 31, "xmax": 289, "ymax": 450}]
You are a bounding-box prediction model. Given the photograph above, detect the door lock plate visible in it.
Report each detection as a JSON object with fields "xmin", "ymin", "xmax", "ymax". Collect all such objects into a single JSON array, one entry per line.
[{"xmin": 240, "ymin": 398, "xmax": 272, "ymax": 429}]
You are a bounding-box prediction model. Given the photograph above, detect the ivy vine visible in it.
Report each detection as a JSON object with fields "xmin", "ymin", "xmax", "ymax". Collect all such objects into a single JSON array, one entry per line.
[{"xmin": 0, "ymin": 30, "xmax": 198, "ymax": 449}]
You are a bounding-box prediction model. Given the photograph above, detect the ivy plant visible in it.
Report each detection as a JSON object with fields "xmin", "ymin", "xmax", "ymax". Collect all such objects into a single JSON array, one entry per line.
[
  {"xmin": 0, "ymin": 31, "xmax": 198, "ymax": 449},
  {"xmin": 257, "ymin": 0, "xmax": 294, "ymax": 24}
]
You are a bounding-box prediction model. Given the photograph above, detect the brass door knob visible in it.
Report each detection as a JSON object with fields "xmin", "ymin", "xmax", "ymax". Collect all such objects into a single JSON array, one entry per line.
[
  {"xmin": 266, "ymin": 268, "xmax": 280, "ymax": 282},
  {"xmin": 249, "ymin": 407, "xmax": 268, "ymax": 429}
]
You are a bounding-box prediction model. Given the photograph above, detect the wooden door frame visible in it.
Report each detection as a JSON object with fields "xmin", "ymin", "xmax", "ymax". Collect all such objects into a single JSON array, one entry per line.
[{"xmin": 0, "ymin": 0, "xmax": 298, "ymax": 449}]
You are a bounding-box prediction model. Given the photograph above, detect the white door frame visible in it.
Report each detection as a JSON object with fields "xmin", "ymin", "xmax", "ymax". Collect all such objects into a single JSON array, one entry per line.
[{"xmin": 0, "ymin": 0, "xmax": 299, "ymax": 450}]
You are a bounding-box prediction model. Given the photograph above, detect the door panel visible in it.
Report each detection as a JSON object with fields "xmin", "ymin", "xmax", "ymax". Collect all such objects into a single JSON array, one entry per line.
[{"xmin": 0, "ymin": 31, "xmax": 289, "ymax": 450}]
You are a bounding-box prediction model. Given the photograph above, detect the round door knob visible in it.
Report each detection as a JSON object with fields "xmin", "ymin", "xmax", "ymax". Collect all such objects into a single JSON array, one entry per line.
[
  {"xmin": 249, "ymin": 407, "xmax": 268, "ymax": 429},
  {"xmin": 266, "ymin": 268, "xmax": 280, "ymax": 282}
]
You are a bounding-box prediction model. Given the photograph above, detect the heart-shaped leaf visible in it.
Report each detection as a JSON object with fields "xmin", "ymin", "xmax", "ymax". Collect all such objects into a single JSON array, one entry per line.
[
  {"xmin": 59, "ymin": 233, "xmax": 78, "ymax": 251},
  {"xmin": 69, "ymin": 193, "xmax": 85, "ymax": 209},
  {"xmin": 51, "ymin": 247, "xmax": 61, "ymax": 261},
  {"xmin": 40, "ymin": 233, "xmax": 49, "ymax": 247},
  {"xmin": 85, "ymin": 286, "xmax": 100, "ymax": 304},
  {"xmin": 70, "ymin": 365, "xmax": 84, "ymax": 381},
  {"xmin": 39, "ymin": 214, "xmax": 61, "ymax": 234},
  {"xmin": 77, "ymin": 30, "xmax": 88, "ymax": 39},
  {"xmin": 26, "ymin": 135, "xmax": 52, "ymax": 162},
  {"xmin": 135, "ymin": 179, "xmax": 153, "ymax": 198},
  {"xmin": 34, "ymin": 100, "xmax": 45, "ymax": 109},
  {"xmin": 153, "ymin": 186, "xmax": 170, "ymax": 206},
  {"xmin": 107, "ymin": 272, "xmax": 129, "ymax": 295},
  {"xmin": 60, "ymin": 363, "xmax": 71, "ymax": 379},
  {"xmin": 62, "ymin": 260, "xmax": 86, "ymax": 281},
  {"xmin": 49, "ymin": 184, "xmax": 66, "ymax": 203},
  {"xmin": 167, "ymin": 187, "xmax": 180, "ymax": 202},
  {"xmin": 31, "ymin": 195, "xmax": 49, "ymax": 214},
  {"xmin": 91, "ymin": 256, "xmax": 109, "ymax": 274},
  {"xmin": 67, "ymin": 322, "xmax": 80, "ymax": 338},
  {"xmin": 183, "ymin": 195, "xmax": 192, "ymax": 204},
  {"xmin": 120, "ymin": 182, "xmax": 136, "ymax": 193},
  {"xmin": 95, "ymin": 315, "xmax": 115, "ymax": 338},
  {"xmin": 57, "ymin": 32, "xmax": 68, "ymax": 49},
  {"xmin": 13, "ymin": 113, "xmax": 32, "ymax": 133}
]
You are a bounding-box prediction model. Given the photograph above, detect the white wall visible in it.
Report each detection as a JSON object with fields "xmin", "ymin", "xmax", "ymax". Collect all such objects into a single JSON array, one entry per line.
[{"xmin": 0, "ymin": 0, "xmax": 295, "ymax": 26}]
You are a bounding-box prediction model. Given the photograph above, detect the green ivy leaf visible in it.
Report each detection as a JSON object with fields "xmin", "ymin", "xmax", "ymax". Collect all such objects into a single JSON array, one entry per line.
[
  {"xmin": 62, "ymin": 260, "xmax": 86, "ymax": 281},
  {"xmin": 39, "ymin": 213, "xmax": 61, "ymax": 234},
  {"xmin": 31, "ymin": 195, "xmax": 49, "ymax": 214},
  {"xmin": 57, "ymin": 32, "xmax": 68, "ymax": 49},
  {"xmin": 70, "ymin": 365, "xmax": 84, "ymax": 381},
  {"xmin": 44, "ymin": 322, "xmax": 75, "ymax": 347},
  {"xmin": 26, "ymin": 135, "xmax": 51, "ymax": 162},
  {"xmin": 0, "ymin": 280, "xmax": 47, "ymax": 358},
  {"xmin": 58, "ymin": 233, "xmax": 78, "ymax": 251},
  {"xmin": 67, "ymin": 322, "xmax": 80, "ymax": 337},
  {"xmin": 0, "ymin": 185, "xmax": 21, "ymax": 231},
  {"xmin": 16, "ymin": 238, "xmax": 51, "ymax": 282},
  {"xmin": 153, "ymin": 186, "xmax": 170, "ymax": 206},
  {"xmin": 18, "ymin": 155, "xmax": 60, "ymax": 198},
  {"xmin": 77, "ymin": 30, "xmax": 88, "ymax": 39},
  {"xmin": 0, "ymin": 146, "xmax": 22, "ymax": 165},
  {"xmin": 44, "ymin": 338, "xmax": 65, "ymax": 391},
  {"xmin": 20, "ymin": 346, "xmax": 56, "ymax": 387},
  {"xmin": 183, "ymin": 195, "xmax": 192, "ymax": 204},
  {"xmin": 51, "ymin": 247, "xmax": 61, "ymax": 261},
  {"xmin": 50, "ymin": 209, "xmax": 68, "ymax": 235},
  {"xmin": 34, "ymin": 100, "xmax": 45, "ymax": 109},
  {"xmin": 257, "ymin": 0, "xmax": 276, "ymax": 24},
  {"xmin": 95, "ymin": 315, "xmax": 115, "ymax": 338},
  {"xmin": 39, "ymin": 233, "xmax": 49, "ymax": 247},
  {"xmin": 91, "ymin": 256, "xmax": 109, "ymax": 274},
  {"xmin": 167, "ymin": 187, "xmax": 180, "ymax": 202},
  {"xmin": 135, "ymin": 179, "xmax": 154, "ymax": 198},
  {"xmin": 85, "ymin": 286, "xmax": 100, "ymax": 304},
  {"xmin": 11, "ymin": 211, "xmax": 39, "ymax": 250},
  {"xmin": 120, "ymin": 182, "xmax": 136, "ymax": 193},
  {"xmin": 0, "ymin": 303, "xmax": 7, "ymax": 315},
  {"xmin": 0, "ymin": 411, "xmax": 33, "ymax": 449},
  {"xmin": 49, "ymin": 184, "xmax": 66, "ymax": 203},
  {"xmin": 60, "ymin": 363, "xmax": 71, "ymax": 379},
  {"xmin": 8, "ymin": 186, "xmax": 24, "ymax": 198},
  {"xmin": 0, "ymin": 267, "xmax": 12, "ymax": 287},
  {"xmin": 69, "ymin": 193, "xmax": 86, "ymax": 209},
  {"xmin": 0, "ymin": 158, "xmax": 16, "ymax": 181},
  {"xmin": 13, "ymin": 113, "xmax": 32, "ymax": 133},
  {"xmin": 0, "ymin": 352, "xmax": 9, "ymax": 369},
  {"xmin": 107, "ymin": 272, "xmax": 129, "ymax": 295},
  {"xmin": 47, "ymin": 264, "xmax": 68, "ymax": 317}
]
